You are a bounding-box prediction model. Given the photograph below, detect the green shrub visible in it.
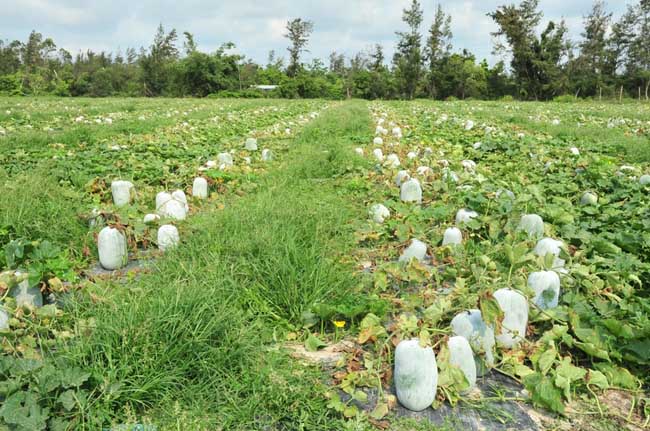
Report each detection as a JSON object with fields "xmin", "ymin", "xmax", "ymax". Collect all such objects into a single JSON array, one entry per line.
[
  {"xmin": 553, "ymin": 94, "xmax": 579, "ymax": 103},
  {"xmin": 0, "ymin": 73, "xmax": 23, "ymax": 96},
  {"xmin": 209, "ymin": 89, "xmax": 267, "ymax": 98}
]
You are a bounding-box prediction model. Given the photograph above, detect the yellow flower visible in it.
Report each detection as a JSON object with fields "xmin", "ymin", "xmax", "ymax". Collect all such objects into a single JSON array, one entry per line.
[{"xmin": 333, "ymin": 320, "xmax": 346, "ymax": 329}]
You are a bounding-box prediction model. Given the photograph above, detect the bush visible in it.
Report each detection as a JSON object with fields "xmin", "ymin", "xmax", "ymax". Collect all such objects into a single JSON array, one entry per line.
[
  {"xmin": 0, "ymin": 73, "xmax": 23, "ymax": 96},
  {"xmin": 553, "ymin": 94, "xmax": 579, "ymax": 103},
  {"xmin": 53, "ymin": 80, "xmax": 71, "ymax": 97},
  {"xmin": 208, "ymin": 89, "xmax": 268, "ymax": 98},
  {"xmin": 499, "ymin": 95, "xmax": 515, "ymax": 102}
]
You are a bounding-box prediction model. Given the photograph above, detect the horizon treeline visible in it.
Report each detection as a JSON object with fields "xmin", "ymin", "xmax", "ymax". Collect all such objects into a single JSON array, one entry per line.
[{"xmin": 0, "ymin": 0, "xmax": 649, "ymax": 101}]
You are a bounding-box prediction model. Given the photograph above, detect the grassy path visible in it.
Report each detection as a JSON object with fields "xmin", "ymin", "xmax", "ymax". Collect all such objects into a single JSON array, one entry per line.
[{"xmin": 61, "ymin": 101, "xmax": 372, "ymax": 430}]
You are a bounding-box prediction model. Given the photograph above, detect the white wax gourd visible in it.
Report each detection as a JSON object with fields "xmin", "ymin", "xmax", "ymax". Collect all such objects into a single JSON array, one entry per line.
[
  {"xmin": 217, "ymin": 152, "xmax": 233, "ymax": 167},
  {"xmin": 448, "ymin": 336, "xmax": 477, "ymax": 389},
  {"xmin": 528, "ymin": 270, "xmax": 561, "ymax": 310},
  {"xmin": 0, "ymin": 308, "xmax": 8, "ymax": 330},
  {"xmin": 156, "ymin": 192, "xmax": 172, "ymax": 211},
  {"xmin": 399, "ymin": 239, "xmax": 427, "ymax": 263},
  {"xmin": 392, "ymin": 127, "xmax": 402, "ymax": 138},
  {"xmin": 89, "ymin": 208, "xmax": 101, "ymax": 227},
  {"xmin": 518, "ymin": 214, "xmax": 544, "ymax": 238},
  {"xmin": 400, "ymin": 179, "xmax": 422, "ymax": 203},
  {"xmin": 442, "ymin": 168, "xmax": 459, "ymax": 183},
  {"xmin": 442, "ymin": 227, "xmax": 462, "ymax": 246},
  {"xmin": 493, "ymin": 288, "xmax": 528, "ymax": 348},
  {"xmin": 98, "ymin": 227, "xmax": 128, "ymax": 270},
  {"xmin": 261, "ymin": 149, "xmax": 273, "ymax": 161},
  {"xmin": 373, "ymin": 137, "xmax": 383, "ymax": 146},
  {"xmin": 395, "ymin": 170, "xmax": 411, "ymax": 187},
  {"xmin": 157, "ymin": 225, "xmax": 179, "ymax": 251},
  {"xmin": 244, "ymin": 137, "xmax": 258, "ymax": 151},
  {"xmin": 355, "ymin": 147, "xmax": 364, "ymax": 156},
  {"xmin": 534, "ymin": 237, "xmax": 566, "ymax": 270},
  {"xmin": 640, "ymin": 174, "xmax": 650, "ymax": 185},
  {"xmin": 373, "ymin": 148, "xmax": 384, "ymax": 162},
  {"xmin": 171, "ymin": 190, "xmax": 189, "ymax": 211},
  {"xmin": 455, "ymin": 209, "xmax": 478, "ymax": 226},
  {"xmin": 386, "ymin": 154, "xmax": 400, "ymax": 168},
  {"xmin": 450, "ymin": 309, "xmax": 495, "ymax": 368},
  {"xmin": 461, "ymin": 160, "xmax": 476, "ymax": 173},
  {"xmin": 143, "ymin": 214, "xmax": 160, "ymax": 224},
  {"xmin": 369, "ymin": 204, "xmax": 390, "ymax": 224},
  {"xmin": 11, "ymin": 276, "xmax": 43, "ymax": 308},
  {"xmin": 394, "ymin": 339, "xmax": 438, "ymax": 412},
  {"xmin": 159, "ymin": 199, "xmax": 187, "ymax": 220},
  {"xmin": 464, "ymin": 120, "xmax": 474, "ymax": 130},
  {"xmin": 192, "ymin": 178, "xmax": 208, "ymax": 199},
  {"xmin": 423, "ymin": 147, "xmax": 433, "ymax": 158},
  {"xmin": 407, "ymin": 151, "xmax": 417, "ymax": 160},
  {"xmin": 416, "ymin": 166, "xmax": 432, "ymax": 176},
  {"xmin": 580, "ymin": 192, "xmax": 598, "ymax": 205},
  {"xmin": 111, "ymin": 180, "xmax": 134, "ymax": 207}
]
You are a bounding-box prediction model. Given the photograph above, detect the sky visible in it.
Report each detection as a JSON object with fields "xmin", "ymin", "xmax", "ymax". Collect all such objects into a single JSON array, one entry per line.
[{"xmin": 0, "ymin": 0, "xmax": 633, "ymax": 66}]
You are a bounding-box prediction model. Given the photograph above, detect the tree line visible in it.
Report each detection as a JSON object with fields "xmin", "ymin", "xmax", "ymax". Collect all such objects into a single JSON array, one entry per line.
[{"xmin": 1, "ymin": 0, "xmax": 649, "ymax": 101}]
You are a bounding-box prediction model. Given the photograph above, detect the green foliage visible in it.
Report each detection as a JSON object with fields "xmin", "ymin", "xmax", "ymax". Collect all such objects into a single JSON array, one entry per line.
[
  {"xmin": 0, "ymin": 73, "xmax": 22, "ymax": 96},
  {"xmin": 553, "ymin": 94, "xmax": 579, "ymax": 103}
]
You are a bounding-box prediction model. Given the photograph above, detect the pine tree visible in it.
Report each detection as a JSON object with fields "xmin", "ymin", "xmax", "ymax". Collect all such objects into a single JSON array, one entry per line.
[
  {"xmin": 490, "ymin": 0, "xmax": 569, "ymax": 99},
  {"xmin": 393, "ymin": 0, "xmax": 424, "ymax": 99},
  {"xmin": 369, "ymin": 44, "xmax": 385, "ymax": 72},
  {"xmin": 576, "ymin": 1, "xmax": 612, "ymax": 97},
  {"xmin": 425, "ymin": 4, "xmax": 452, "ymax": 98}
]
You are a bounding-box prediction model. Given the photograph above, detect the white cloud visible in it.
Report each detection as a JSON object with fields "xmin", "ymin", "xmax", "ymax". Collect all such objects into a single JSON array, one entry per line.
[{"xmin": 3, "ymin": 0, "xmax": 89, "ymax": 25}]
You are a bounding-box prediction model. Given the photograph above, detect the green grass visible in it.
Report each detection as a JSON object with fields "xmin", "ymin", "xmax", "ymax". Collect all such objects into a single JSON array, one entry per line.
[
  {"xmin": 0, "ymin": 168, "xmax": 90, "ymax": 264},
  {"xmin": 57, "ymin": 101, "xmax": 374, "ymax": 429}
]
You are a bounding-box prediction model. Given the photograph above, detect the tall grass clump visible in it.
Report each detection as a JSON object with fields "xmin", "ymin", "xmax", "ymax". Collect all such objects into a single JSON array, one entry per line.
[{"xmin": 0, "ymin": 168, "xmax": 89, "ymax": 258}]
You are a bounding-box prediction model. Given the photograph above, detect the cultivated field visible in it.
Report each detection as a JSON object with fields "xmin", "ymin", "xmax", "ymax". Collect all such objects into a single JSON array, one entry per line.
[{"xmin": 0, "ymin": 98, "xmax": 649, "ymax": 430}]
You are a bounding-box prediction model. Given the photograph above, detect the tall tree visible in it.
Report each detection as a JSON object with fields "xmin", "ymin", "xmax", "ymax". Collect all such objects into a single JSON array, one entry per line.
[
  {"xmin": 21, "ymin": 31, "xmax": 56, "ymax": 73},
  {"xmin": 575, "ymin": 1, "xmax": 612, "ymax": 97},
  {"xmin": 328, "ymin": 51, "xmax": 345, "ymax": 75},
  {"xmin": 393, "ymin": 0, "xmax": 424, "ymax": 99},
  {"xmin": 183, "ymin": 32, "xmax": 197, "ymax": 56},
  {"xmin": 369, "ymin": 44, "xmax": 385, "ymax": 72},
  {"xmin": 0, "ymin": 40, "xmax": 23, "ymax": 75},
  {"xmin": 489, "ymin": 0, "xmax": 569, "ymax": 99},
  {"xmin": 425, "ymin": 4, "xmax": 453, "ymax": 97},
  {"xmin": 140, "ymin": 24, "xmax": 179, "ymax": 96},
  {"xmin": 628, "ymin": 1, "xmax": 650, "ymax": 98},
  {"xmin": 284, "ymin": 18, "xmax": 314, "ymax": 77}
]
